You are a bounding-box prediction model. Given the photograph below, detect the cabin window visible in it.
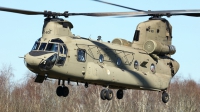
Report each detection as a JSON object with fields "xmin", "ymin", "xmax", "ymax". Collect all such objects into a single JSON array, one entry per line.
[
  {"xmin": 150, "ymin": 63, "xmax": 156, "ymax": 74},
  {"xmin": 39, "ymin": 43, "xmax": 47, "ymax": 50},
  {"xmin": 133, "ymin": 30, "xmax": 140, "ymax": 41},
  {"xmin": 99, "ymin": 54, "xmax": 104, "ymax": 63},
  {"xmin": 134, "ymin": 60, "xmax": 139, "ymax": 70},
  {"xmin": 77, "ymin": 49, "xmax": 86, "ymax": 62},
  {"xmin": 116, "ymin": 57, "xmax": 122, "ymax": 66}
]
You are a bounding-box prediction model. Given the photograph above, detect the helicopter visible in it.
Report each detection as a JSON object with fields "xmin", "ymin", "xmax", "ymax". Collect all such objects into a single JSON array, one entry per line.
[{"xmin": 1, "ymin": 0, "xmax": 200, "ymax": 103}]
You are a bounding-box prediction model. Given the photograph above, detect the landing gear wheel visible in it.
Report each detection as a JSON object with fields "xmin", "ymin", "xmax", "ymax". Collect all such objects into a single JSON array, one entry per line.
[
  {"xmin": 85, "ymin": 82, "xmax": 88, "ymax": 88},
  {"xmin": 117, "ymin": 89, "xmax": 123, "ymax": 99},
  {"xmin": 63, "ymin": 86, "xmax": 69, "ymax": 97},
  {"xmin": 162, "ymin": 92, "xmax": 169, "ymax": 103},
  {"xmin": 100, "ymin": 89, "xmax": 107, "ymax": 100},
  {"xmin": 106, "ymin": 89, "xmax": 113, "ymax": 100},
  {"xmin": 56, "ymin": 86, "xmax": 63, "ymax": 97}
]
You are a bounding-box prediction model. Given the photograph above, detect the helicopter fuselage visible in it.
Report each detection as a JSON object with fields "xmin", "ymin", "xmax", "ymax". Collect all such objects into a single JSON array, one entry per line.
[
  {"xmin": 25, "ymin": 34, "xmax": 179, "ymax": 91},
  {"xmin": 23, "ymin": 18, "xmax": 180, "ymax": 92}
]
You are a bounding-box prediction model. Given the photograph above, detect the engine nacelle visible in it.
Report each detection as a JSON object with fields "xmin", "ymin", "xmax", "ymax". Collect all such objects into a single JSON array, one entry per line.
[
  {"xmin": 112, "ymin": 38, "xmax": 131, "ymax": 47},
  {"xmin": 143, "ymin": 40, "xmax": 176, "ymax": 55}
]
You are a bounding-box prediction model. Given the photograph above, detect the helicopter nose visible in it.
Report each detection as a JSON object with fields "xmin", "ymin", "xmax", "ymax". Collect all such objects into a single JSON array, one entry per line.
[
  {"xmin": 24, "ymin": 53, "xmax": 44, "ymax": 71},
  {"xmin": 171, "ymin": 60, "xmax": 180, "ymax": 76},
  {"xmin": 24, "ymin": 51, "xmax": 57, "ymax": 72}
]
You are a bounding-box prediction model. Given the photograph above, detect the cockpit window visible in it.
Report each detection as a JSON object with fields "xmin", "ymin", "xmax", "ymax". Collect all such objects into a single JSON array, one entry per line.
[
  {"xmin": 59, "ymin": 45, "xmax": 68, "ymax": 54},
  {"xmin": 39, "ymin": 43, "xmax": 47, "ymax": 50},
  {"xmin": 56, "ymin": 44, "xmax": 68, "ymax": 66},
  {"xmin": 51, "ymin": 38, "xmax": 64, "ymax": 43},
  {"xmin": 59, "ymin": 45, "xmax": 63, "ymax": 54},
  {"xmin": 32, "ymin": 42, "xmax": 40, "ymax": 50},
  {"xmin": 63, "ymin": 45, "xmax": 67, "ymax": 54},
  {"xmin": 31, "ymin": 38, "xmax": 67, "ymax": 53},
  {"xmin": 46, "ymin": 43, "xmax": 58, "ymax": 52}
]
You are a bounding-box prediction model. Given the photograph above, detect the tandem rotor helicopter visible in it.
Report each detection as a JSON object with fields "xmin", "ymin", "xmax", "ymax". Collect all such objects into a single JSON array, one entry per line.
[{"xmin": 1, "ymin": 0, "xmax": 200, "ymax": 103}]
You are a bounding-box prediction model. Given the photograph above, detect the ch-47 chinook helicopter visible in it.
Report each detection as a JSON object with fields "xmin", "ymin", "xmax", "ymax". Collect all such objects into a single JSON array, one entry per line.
[{"xmin": 1, "ymin": 0, "xmax": 200, "ymax": 103}]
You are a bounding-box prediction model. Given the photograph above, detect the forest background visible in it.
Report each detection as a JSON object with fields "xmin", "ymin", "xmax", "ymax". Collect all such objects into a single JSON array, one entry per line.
[{"xmin": 0, "ymin": 65, "xmax": 200, "ymax": 112}]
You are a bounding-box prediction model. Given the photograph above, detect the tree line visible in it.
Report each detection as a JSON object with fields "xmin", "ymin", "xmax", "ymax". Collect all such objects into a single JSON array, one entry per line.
[{"xmin": 0, "ymin": 66, "xmax": 200, "ymax": 112}]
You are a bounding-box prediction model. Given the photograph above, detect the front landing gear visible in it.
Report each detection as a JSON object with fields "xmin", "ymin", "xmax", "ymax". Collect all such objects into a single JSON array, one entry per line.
[
  {"xmin": 162, "ymin": 91, "xmax": 169, "ymax": 103},
  {"xmin": 100, "ymin": 89, "xmax": 113, "ymax": 100},
  {"xmin": 56, "ymin": 86, "xmax": 69, "ymax": 97},
  {"xmin": 56, "ymin": 79, "xmax": 69, "ymax": 97}
]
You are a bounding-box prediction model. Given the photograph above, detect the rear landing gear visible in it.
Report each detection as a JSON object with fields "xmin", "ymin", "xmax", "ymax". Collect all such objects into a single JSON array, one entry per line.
[
  {"xmin": 100, "ymin": 89, "xmax": 124, "ymax": 100},
  {"xmin": 100, "ymin": 89, "xmax": 113, "ymax": 100},
  {"xmin": 162, "ymin": 91, "xmax": 169, "ymax": 103},
  {"xmin": 100, "ymin": 89, "xmax": 107, "ymax": 100},
  {"xmin": 106, "ymin": 89, "xmax": 113, "ymax": 100}
]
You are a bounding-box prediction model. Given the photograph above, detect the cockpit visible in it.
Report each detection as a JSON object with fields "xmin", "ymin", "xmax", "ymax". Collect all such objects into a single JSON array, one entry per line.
[
  {"xmin": 32, "ymin": 38, "xmax": 67, "ymax": 54},
  {"xmin": 29, "ymin": 38, "xmax": 68, "ymax": 71}
]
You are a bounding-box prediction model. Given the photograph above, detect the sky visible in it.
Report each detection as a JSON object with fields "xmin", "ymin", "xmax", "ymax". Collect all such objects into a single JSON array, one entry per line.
[{"xmin": 0, "ymin": 0, "xmax": 200, "ymax": 83}]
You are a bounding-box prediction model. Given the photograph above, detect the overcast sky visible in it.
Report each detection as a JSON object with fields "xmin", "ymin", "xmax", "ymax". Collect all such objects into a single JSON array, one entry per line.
[{"xmin": 0, "ymin": 0, "xmax": 200, "ymax": 82}]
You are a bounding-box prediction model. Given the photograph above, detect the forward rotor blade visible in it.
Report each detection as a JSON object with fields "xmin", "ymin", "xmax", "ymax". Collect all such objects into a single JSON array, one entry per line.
[
  {"xmin": 67, "ymin": 11, "xmax": 147, "ymax": 17},
  {"xmin": 93, "ymin": 0, "xmax": 145, "ymax": 12},
  {"xmin": 181, "ymin": 13, "xmax": 200, "ymax": 17},
  {"xmin": 1, "ymin": 6, "xmax": 200, "ymax": 18},
  {"xmin": 0, "ymin": 6, "xmax": 44, "ymax": 15},
  {"xmin": 116, "ymin": 15, "xmax": 149, "ymax": 18}
]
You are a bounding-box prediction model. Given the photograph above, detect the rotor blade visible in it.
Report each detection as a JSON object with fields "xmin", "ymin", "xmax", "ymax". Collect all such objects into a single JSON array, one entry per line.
[
  {"xmin": 181, "ymin": 13, "xmax": 200, "ymax": 17},
  {"xmin": 171, "ymin": 13, "xmax": 200, "ymax": 17},
  {"xmin": 93, "ymin": 0, "xmax": 200, "ymax": 17},
  {"xmin": 116, "ymin": 15, "xmax": 149, "ymax": 18},
  {"xmin": 0, "ymin": 6, "xmax": 44, "ymax": 15},
  {"xmin": 146, "ymin": 9, "xmax": 200, "ymax": 17},
  {"xmin": 1, "ymin": 6, "xmax": 200, "ymax": 18},
  {"xmin": 93, "ymin": 0, "xmax": 145, "ymax": 12},
  {"xmin": 67, "ymin": 11, "xmax": 147, "ymax": 17}
]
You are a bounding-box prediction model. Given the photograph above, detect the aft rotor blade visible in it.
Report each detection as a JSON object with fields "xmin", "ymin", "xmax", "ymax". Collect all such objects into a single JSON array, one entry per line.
[
  {"xmin": 0, "ymin": 6, "xmax": 44, "ymax": 15},
  {"xmin": 146, "ymin": 9, "xmax": 200, "ymax": 17},
  {"xmin": 93, "ymin": 0, "xmax": 145, "ymax": 12}
]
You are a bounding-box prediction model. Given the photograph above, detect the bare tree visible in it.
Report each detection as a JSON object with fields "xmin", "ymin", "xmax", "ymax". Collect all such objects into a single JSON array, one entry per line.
[
  {"xmin": 0, "ymin": 65, "xmax": 200, "ymax": 112},
  {"xmin": 0, "ymin": 65, "xmax": 14, "ymax": 112}
]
